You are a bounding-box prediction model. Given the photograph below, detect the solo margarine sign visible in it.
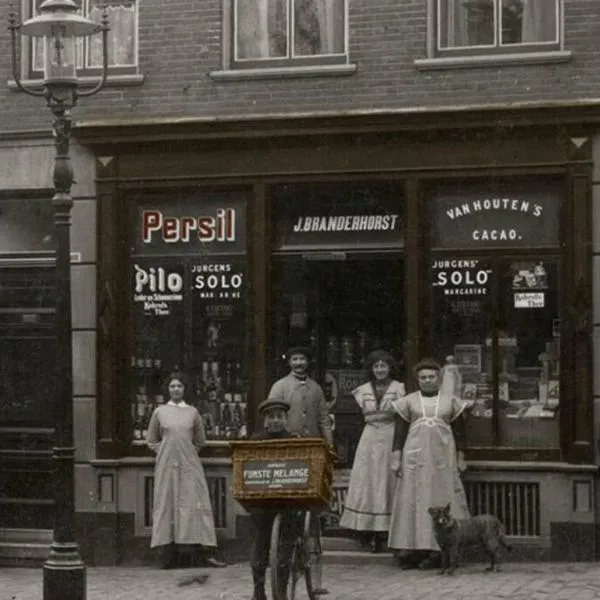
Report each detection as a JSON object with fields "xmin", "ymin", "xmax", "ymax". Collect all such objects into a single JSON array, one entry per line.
[{"xmin": 432, "ymin": 183, "xmax": 560, "ymax": 249}]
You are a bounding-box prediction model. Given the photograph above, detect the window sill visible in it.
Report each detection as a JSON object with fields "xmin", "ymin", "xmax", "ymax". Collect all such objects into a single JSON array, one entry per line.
[
  {"xmin": 414, "ymin": 50, "xmax": 571, "ymax": 71},
  {"xmin": 209, "ymin": 63, "xmax": 357, "ymax": 82},
  {"xmin": 467, "ymin": 460, "xmax": 597, "ymax": 474},
  {"xmin": 7, "ymin": 73, "xmax": 145, "ymax": 92}
]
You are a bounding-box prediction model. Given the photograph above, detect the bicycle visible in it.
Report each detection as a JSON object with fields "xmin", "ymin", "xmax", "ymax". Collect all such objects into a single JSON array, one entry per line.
[
  {"xmin": 231, "ymin": 438, "xmax": 335, "ymax": 600},
  {"xmin": 269, "ymin": 508, "xmax": 327, "ymax": 600}
]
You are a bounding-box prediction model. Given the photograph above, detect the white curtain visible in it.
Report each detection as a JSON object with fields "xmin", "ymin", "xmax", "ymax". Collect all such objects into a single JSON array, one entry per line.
[
  {"xmin": 310, "ymin": 0, "xmax": 345, "ymax": 55},
  {"xmin": 520, "ymin": 0, "xmax": 557, "ymax": 43},
  {"xmin": 444, "ymin": 0, "xmax": 470, "ymax": 48},
  {"xmin": 443, "ymin": 0, "xmax": 495, "ymax": 48},
  {"xmin": 88, "ymin": 4, "xmax": 136, "ymax": 67},
  {"xmin": 236, "ymin": 0, "xmax": 344, "ymax": 59},
  {"xmin": 236, "ymin": 0, "xmax": 287, "ymax": 59}
]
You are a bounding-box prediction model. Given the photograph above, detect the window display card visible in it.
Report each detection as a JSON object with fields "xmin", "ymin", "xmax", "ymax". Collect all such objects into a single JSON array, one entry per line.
[{"xmin": 514, "ymin": 292, "xmax": 545, "ymax": 308}]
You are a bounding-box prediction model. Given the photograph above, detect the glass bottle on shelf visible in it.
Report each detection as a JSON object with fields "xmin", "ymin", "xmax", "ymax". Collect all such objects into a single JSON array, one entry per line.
[
  {"xmin": 223, "ymin": 361, "xmax": 233, "ymax": 402},
  {"xmin": 206, "ymin": 371, "xmax": 218, "ymax": 403},
  {"xmin": 233, "ymin": 361, "xmax": 244, "ymax": 402},
  {"xmin": 340, "ymin": 335, "xmax": 355, "ymax": 368},
  {"xmin": 326, "ymin": 335, "xmax": 340, "ymax": 368},
  {"xmin": 356, "ymin": 330, "xmax": 368, "ymax": 364},
  {"xmin": 211, "ymin": 361, "xmax": 220, "ymax": 394}
]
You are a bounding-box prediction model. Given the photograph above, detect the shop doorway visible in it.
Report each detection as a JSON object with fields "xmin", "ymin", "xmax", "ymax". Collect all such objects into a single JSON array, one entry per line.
[{"xmin": 271, "ymin": 253, "xmax": 405, "ymax": 469}]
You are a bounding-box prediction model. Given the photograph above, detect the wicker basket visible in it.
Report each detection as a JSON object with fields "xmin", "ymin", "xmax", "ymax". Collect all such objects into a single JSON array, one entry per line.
[{"xmin": 231, "ymin": 437, "xmax": 335, "ymax": 511}]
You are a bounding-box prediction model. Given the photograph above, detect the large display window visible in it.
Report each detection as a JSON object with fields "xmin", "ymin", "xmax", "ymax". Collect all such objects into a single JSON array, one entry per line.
[
  {"xmin": 127, "ymin": 190, "xmax": 249, "ymax": 445},
  {"xmin": 429, "ymin": 179, "xmax": 563, "ymax": 450},
  {"xmin": 269, "ymin": 181, "xmax": 405, "ymax": 467}
]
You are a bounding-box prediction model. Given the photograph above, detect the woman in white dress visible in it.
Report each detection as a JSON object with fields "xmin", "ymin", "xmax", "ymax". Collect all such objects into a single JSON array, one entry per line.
[
  {"xmin": 388, "ymin": 358, "xmax": 470, "ymax": 569},
  {"xmin": 147, "ymin": 371, "xmax": 225, "ymax": 569},
  {"xmin": 339, "ymin": 350, "xmax": 406, "ymax": 553}
]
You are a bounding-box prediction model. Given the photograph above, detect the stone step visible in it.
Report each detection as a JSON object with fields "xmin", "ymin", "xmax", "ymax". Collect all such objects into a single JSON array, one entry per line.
[
  {"xmin": 0, "ymin": 528, "xmax": 51, "ymax": 566},
  {"xmin": 322, "ymin": 550, "xmax": 394, "ymax": 565}
]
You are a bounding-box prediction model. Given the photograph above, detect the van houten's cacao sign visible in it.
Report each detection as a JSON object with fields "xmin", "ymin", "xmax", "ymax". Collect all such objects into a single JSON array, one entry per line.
[{"xmin": 432, "ymin": 184, "xmax": 560, "ymax": 249}]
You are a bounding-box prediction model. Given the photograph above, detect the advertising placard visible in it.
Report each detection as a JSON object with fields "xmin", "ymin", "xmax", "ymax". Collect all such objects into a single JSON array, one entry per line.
[
  {"xmin": 131, "ymin": 192, "xmax": 247, "ymax": 255},
  {"xmin": 431, "ymin": 183, "xmax": 560, "ymax": 249},
  {"xmin": 242, "ymin": 459, "xmax": 311, "ymax": 491}
]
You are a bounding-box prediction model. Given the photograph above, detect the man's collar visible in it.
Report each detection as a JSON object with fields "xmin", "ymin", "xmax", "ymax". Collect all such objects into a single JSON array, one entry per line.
[{"xmin": 291, "ymin": 373, "xmax": 307, "ymax": 382}]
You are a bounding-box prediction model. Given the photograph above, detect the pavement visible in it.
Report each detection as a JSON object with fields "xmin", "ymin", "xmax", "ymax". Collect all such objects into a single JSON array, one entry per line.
[{"xmin": 5, "ymin": 559, "xmax": 600, "ymax": 600}]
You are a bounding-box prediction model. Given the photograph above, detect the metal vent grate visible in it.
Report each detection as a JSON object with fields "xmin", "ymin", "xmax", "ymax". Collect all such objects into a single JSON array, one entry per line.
[
  {"xmin": 463, "ymin": 480, "xmax": 540, "ymax": 537},
  {"xmin": 143, "ymin": 475, "xmax": 228, "ymax": 529}
]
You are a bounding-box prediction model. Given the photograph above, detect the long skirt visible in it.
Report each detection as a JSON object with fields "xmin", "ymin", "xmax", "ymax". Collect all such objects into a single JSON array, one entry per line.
[{"xmin": 339, "ymin": 421, "xmax": 395, "ymax": 532}]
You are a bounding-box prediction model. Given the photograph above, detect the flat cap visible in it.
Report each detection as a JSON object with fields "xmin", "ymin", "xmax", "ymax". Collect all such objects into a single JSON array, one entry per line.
[{"xmin": 258, "ymin": 398, "xmax": 291, "ymax": 415}]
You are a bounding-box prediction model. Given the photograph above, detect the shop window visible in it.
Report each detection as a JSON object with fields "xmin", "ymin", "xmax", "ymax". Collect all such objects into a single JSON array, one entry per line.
[
  {"xmin": 437, "ymin": 0, "xmax": 560, "ymax": 56},
  {"xmin": 270, "ymin": 181, "xmax": 404, "ymax": 468},
  {"xmin": 27, "ymin": 0, "xmax": 138, "ymax": 78},
  {"xmin": 429, "ymin": 180, "xmax": 563, "ymax": 450},
  {"xmin": 128, "ymin": 191, "xmax": 248, "ymax": 445},
  {"xmin": 232, "ymin": 0, "xmax": 347, "ymax": 68}
]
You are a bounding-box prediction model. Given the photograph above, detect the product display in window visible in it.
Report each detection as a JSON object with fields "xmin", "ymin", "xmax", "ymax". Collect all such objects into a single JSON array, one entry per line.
[
  {"xmin": 130, "ymin": 351, "xmax": 165, "ymax": 445},
  {"xmin": 193, "ymin": 358, "xmax": 248, "ymax": 440},
  {"xmin": 127, "ymin": 193, "xmax": 249, "ymax": 446},
  {"xmin": 431, "ymin": 256, "xmax": 560, "ymax": 448}
]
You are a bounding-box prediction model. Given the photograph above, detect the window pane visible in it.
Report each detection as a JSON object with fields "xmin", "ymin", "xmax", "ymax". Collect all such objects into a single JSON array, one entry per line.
[
  {"xmin": 31, "ymin": 0, "xmax": 84, "ymax": 71},
  {"xmin": 190, "ymin": 258, "xmax": 248, "ymax": 441},
  {"xmin": 293, "ymin": 0, "xmax": 345, "ymax": 56},
  {"xmin": 0, "ymin": 199, "xmax": 54, "ymax": 253},
  {"xmin": 439, "ymin": 0, "xmax": 495, "ymax": 49},
  {"xmin": 130, "ymin": 260, "xmax": 186, "ymax": 445},
  {"xmin": 88, "ymin": 1, "xmax": 137, "ymax": 67},
  {"xmin": 236, "ymin": 0, "xmax": 288, "ymax": 59},
  {"xmin": 496, "ymin": 259, "xmax": 559, "ymax": 447},
  {"xmin": 431, "ymin": 257, "xmax": 494, "ymax": 445},
  {"xmin": 128, "ymin": 193, "xmax": 248, "ymax": 445},
  {"xmin": 501, "ymin": 0, "xmax": 557, "ymax": 45}
]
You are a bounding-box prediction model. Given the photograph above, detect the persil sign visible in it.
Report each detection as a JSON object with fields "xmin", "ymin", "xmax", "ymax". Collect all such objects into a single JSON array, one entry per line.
[{"xmin": 142, "ymin": 208, "xmax": 236, "ymax": 244}]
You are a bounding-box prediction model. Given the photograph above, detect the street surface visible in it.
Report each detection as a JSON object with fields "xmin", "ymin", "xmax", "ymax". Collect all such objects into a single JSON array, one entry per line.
[{"xmin": 4, "ymin": 559, "xmax": 600, "ymax": 600}]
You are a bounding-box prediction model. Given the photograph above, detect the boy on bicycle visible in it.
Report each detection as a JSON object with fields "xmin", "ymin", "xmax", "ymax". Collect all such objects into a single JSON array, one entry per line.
[{"xmin": 249, "ymin": 397, "xmax": 301, "ymax": 600}]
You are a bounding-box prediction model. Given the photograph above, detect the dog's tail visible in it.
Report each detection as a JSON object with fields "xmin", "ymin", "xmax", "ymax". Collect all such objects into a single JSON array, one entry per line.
[{"xmin": 498, "ymin": 524, "xmax": 512, "ymax": 552}]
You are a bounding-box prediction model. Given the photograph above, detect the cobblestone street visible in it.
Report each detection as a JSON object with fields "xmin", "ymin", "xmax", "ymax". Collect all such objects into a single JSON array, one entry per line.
[{"xmin": 4, "ymin": 560, "xmax": 600, "ymax": 600}]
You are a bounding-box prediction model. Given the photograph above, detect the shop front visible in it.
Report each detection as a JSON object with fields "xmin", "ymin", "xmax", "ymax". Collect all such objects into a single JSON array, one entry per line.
[{"xmin": 77, "ymin": 111, "xmax": 596, "ymax": 563}]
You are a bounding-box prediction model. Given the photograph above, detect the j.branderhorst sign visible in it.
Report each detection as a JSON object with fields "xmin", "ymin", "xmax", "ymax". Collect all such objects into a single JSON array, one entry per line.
[
  {"xmin": 242, "ymin": 459, "xmax": 311, "ymax": 491},
  {"xmin": 432, "ymin": 184, "xmax": 560, "ymax": 248}
]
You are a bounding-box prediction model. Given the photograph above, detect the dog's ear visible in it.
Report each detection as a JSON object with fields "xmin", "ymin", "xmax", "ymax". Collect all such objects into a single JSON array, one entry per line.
[
  {"xmin": 444, "ymin": 502, "xmax": 451, "ymax": 513},
  {"xmin": 428, "ymin": 507, "xmax": 434, "ymax": 515}
]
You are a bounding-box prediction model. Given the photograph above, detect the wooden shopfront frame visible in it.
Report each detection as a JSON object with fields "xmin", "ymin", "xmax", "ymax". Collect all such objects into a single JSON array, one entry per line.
[{"xmin": 79, "ymin": 106, "xmax": 594, "ymax": 465}]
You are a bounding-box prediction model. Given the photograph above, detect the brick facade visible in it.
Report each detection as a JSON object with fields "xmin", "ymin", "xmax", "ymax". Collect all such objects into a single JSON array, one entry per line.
[{"xmin": 2, "ymin": 0, "xmax": 600, "ymax": 132}]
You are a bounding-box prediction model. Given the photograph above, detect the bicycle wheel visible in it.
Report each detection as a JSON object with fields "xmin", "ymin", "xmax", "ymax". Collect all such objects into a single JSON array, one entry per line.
[
  {"xmin": 302, "ymin": 511, "xmax": 320, "ymax": 600},
  {"xmin": 269, "ymin": 512, "xmax": 283, "ymax": 600},
  {"xmin": 288, "ymin": 539, "xmax": 302, "ymax": 600}
]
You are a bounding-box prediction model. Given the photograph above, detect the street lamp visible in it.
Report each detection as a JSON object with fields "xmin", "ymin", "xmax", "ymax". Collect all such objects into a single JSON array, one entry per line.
[{"xmin": 8, "ymin": 2, "xmax": 109, "ymax": 599}]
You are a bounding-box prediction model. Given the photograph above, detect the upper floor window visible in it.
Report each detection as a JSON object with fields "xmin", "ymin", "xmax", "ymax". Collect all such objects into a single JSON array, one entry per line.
[
  {"xmin": 233, "ymin": 0, "xmax": 347, "ymax": 68},
  {"xmin": 28, "ymin": 0, "xmax": 138, "ymax": 78},
  {"xmin": 437, "ymin": 0, "xmax": 560, "ymax": 55}
]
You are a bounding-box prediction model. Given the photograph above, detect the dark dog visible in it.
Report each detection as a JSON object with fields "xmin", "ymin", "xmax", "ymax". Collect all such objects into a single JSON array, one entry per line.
[{"xmin": 428, "ymin": 503, "xmax": 511, "ymax": 575}]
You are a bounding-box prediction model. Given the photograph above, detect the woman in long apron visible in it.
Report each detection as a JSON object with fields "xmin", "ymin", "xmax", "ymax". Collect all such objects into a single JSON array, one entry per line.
[
  {"xmin": 388, "ymin": 358, "xmax": 470, "ymax": 569},
  {"xmin": 339, "ymin": 350, "xmax": 405, "ymax": 552},
  {"xmin": 147, "ymin": 371, "xmax": 225, "ymax": 568}
]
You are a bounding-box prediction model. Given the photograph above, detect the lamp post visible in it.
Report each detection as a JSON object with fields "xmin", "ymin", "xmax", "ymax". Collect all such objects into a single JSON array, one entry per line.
[{"xmin": 8, "ymin": 2, "xmax": 109, "ymax": 599}]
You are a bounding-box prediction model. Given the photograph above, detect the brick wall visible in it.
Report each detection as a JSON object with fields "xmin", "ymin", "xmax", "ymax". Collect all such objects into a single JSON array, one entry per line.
[{"xmin": 1, "ymin": 0, "xmax": 600, "ymax": 132}]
